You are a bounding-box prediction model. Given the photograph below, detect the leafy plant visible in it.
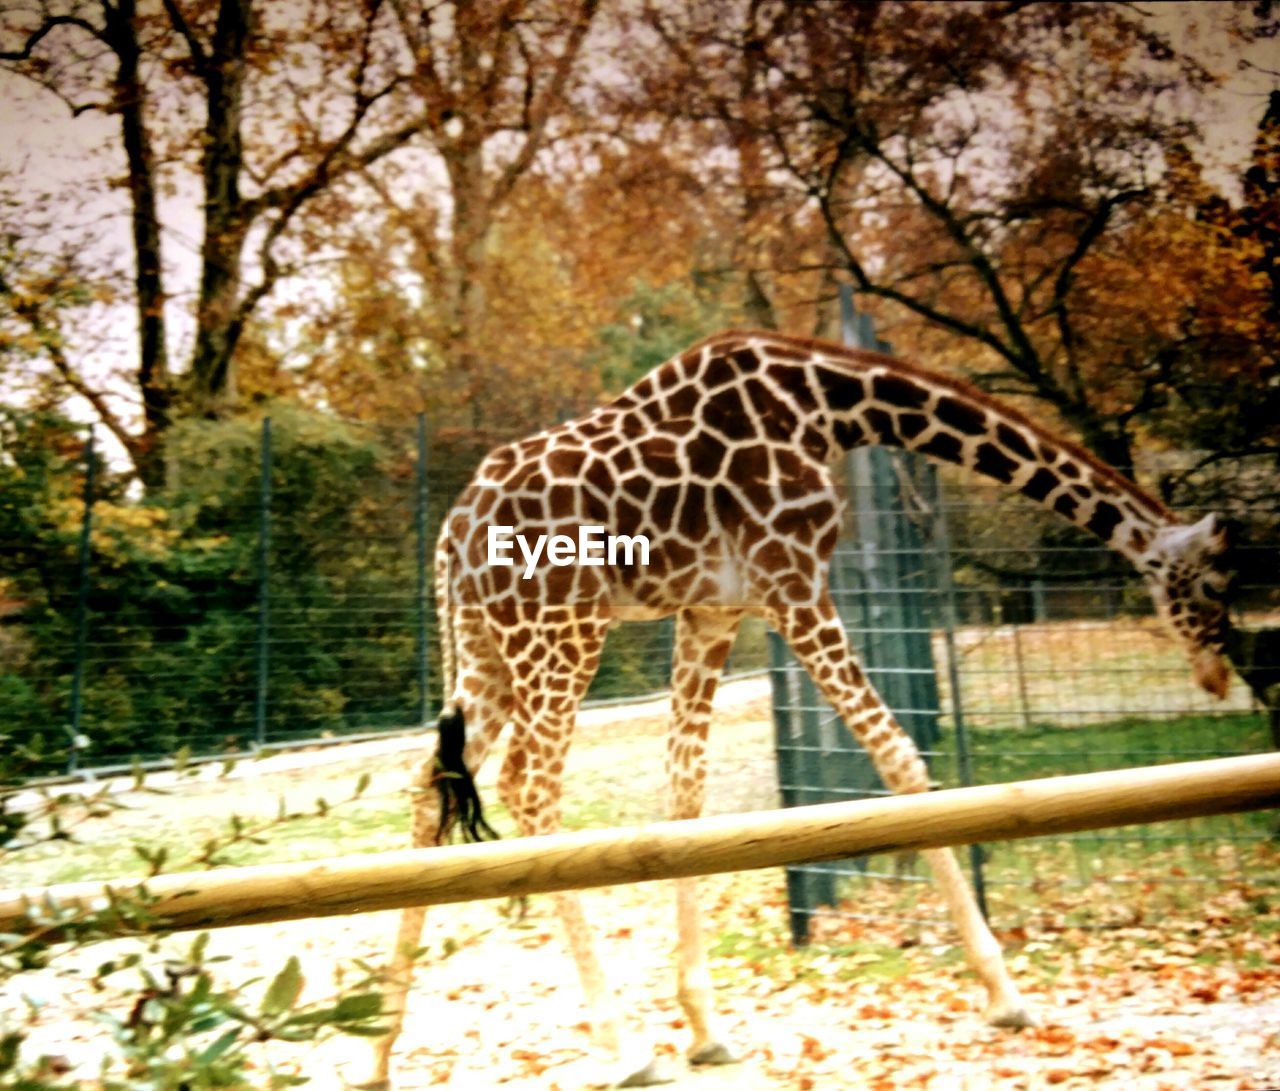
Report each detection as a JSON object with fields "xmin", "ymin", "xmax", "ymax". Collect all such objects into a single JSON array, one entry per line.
[{"xmin": 0, "ymin": 744, "xmax": 392, "ymax": 1089}]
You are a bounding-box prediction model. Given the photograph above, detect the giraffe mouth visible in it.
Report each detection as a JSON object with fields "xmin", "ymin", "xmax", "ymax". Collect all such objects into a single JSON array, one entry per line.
[{"xmin": 1192, "ymin": 648, "xmax": 1231, "ymax": 700}]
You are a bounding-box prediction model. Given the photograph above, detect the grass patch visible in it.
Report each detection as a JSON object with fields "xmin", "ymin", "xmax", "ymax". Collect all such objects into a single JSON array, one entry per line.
[
  {"xmin": 5, "ymin": 796, "xmax": 409, "ymax": 888},
  {"xmin": 709, "ymin": 928, "xmax": 790, "ymax": 964},
  {"xmin": 941, "ymin": 710, "xmax": 1271, "ymax": 782},
  {"xmin": 789, "ymin": 708, "xmax": 1278, "ymax": 929},
  {"xmin": 817, "ymin": 942, "xmax": 913, "ymax": 981},
  {"xmin": 709, "ymin": 929, "xmax": 912, "ymax": 983},
  {"xmin": 932, "ymin": 709, "xmax": 1275, "ymax": 840}
]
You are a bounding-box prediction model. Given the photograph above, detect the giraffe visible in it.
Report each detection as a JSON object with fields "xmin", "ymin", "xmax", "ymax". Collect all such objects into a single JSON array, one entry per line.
[{"xmin": 362, "ymin": 329, "xmax": 1236, "ymax": 1088}]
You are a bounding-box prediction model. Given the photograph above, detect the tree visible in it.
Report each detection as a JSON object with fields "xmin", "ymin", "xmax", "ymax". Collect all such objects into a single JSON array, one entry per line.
[
  {"xmin": 1149, "ymin": 91, "xmax": 1280, "ymax": 499},
  {"xmin": 293, "ymin": 0, "xmax": 611, "ymax": 435},
  {"xmin": 618, "ymin": 0, "xmax": 830, "ymax": 334},
  {"xmin": 0, "ymin": 182, "xmax": 143, "ymax": 465},
  {"xmin": 292, "ymin": 168, "xmax": 614, "ymax": 439},
  {"xmin": 2, "ymin": 1, "xmax": 604, "ymax": 482},
  {"xmin": 2, "ymin": 0, "xmax": 172, "ymax": 464},
  {"xmin": 635, "ymin": 1, "xmax": 1265, "ymax": 477},
  {"xmin": 294, "ymin": 132, "xmax": 739, "ymax": 437}
]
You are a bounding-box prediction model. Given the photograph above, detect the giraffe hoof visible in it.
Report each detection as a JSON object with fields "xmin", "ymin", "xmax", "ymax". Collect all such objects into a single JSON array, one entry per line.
[
  {"xmin": 688, "ymin": 1041, "xmax": 739, "ymax": 1066},
  {"xmin": 614, "ymin": 1056, "xmax": 678, "ymax": 1087},
  {"xmin": 987, "ymin": 1005, "xmax": 1038, "ymax": 1029}
]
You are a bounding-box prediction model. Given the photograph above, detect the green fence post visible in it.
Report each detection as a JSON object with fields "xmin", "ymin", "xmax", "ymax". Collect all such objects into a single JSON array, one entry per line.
[
  {"xmin": 415, "ymin": 413, "xmax": 431, "ymax": 723},
  {"xmin": 932, "ymin": 487, "xmax": 990, "ymax": 919},
  {"xmin": 255, "ymin": 417, "xmax": 272, "ymax": 750},
  {"xmin": 769, "ymin": 628, "xmax": 820, "ymax": 944},
  {"xmin": 66, "ymin": 425, "xmax": 96, "ymax": 774}
]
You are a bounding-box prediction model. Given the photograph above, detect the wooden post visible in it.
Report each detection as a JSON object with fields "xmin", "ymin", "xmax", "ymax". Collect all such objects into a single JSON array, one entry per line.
[{"xmin": 4, "ymin": 754, "xmax": 1278, "ymax": 938}]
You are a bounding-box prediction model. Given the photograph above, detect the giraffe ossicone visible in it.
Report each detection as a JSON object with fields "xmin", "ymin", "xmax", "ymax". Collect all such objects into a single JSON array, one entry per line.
[{"xmin": 363, "ymin": 329, "xmax": 1236, "ymax": 1089}]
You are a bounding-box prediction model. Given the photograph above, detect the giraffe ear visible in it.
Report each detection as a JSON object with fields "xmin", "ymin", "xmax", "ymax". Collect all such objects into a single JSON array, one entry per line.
[
  {"xmin": 1188, "ymin": 513, "xmax": 1232, "ymax": 553},
  {"xmin": 1192, "ymin": 513, "xmax": 1218, "ymax": 536},
  {"xmin": 1200, "ymin": 514, "xmax": 1244, "ymax": 567},
  {"xmin": 1216, "ymin": 516, "xmax": 1243, "ymax": 552}
]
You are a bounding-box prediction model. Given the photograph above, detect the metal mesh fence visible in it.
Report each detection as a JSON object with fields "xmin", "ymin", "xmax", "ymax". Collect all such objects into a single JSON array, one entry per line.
[
  {"xmin": 769, "ymin": 447, "xmax": 1279, "ymax": 938},
  {"xmin": 0, "ymin": 411, "xmax": 767, "ymax": 778}
]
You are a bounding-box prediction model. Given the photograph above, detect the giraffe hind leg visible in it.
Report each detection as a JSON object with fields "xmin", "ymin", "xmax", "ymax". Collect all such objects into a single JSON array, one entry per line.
[
  {"xmin": 667, "ymin": 608, "xmax": 742, "ymax": 1067},
  {"xmin": 356, "ymin": 751, "xmax": 444, "ymax": 1090},
  {"xmin": 359, "ymin": 616, "xmax": 511, "ymax": 1088},
  {"xmin": 498, "ymin": 615, "xmax": 677, "ymax": 1087}
]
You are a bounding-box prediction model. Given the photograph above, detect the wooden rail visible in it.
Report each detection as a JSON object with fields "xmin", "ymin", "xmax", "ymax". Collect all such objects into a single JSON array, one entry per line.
[{"xmin": 4, "ymin": 753, "xmax": 1278, "ymax": 938}]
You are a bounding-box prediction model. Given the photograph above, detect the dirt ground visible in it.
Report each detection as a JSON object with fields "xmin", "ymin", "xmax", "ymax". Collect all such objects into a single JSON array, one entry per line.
[{"xmin": 8, "ymin": 677, "xmax": 1280, "ymax": 1089}]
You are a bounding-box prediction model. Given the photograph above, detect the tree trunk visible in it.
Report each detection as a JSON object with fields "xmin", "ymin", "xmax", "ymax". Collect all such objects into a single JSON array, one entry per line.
[
  {"xmin": 188, "ymin": 0, "xmax": 252, "ymax": 419},
  {"xmin": 104, "ymin": 0, "xmax": 171, "ymax": 486},
  {"xmin": 444, "ymin": 135, "xmax": 491, "ymax": 431},
  {"xmin": 733, "ymin": 3, "xmax": 777, "ymax": 332}
]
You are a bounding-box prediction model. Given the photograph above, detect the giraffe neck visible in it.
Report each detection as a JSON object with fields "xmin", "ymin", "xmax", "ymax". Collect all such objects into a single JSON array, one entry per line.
[
  {"xmin": 779, "ymin": 338, "xmax": 1172, "ymax": 562},
  {"xmin": 607, "ymin": 329, "xmax": 1174, "ymax": 564},
  {"xmin": 642, "ymin": 330, "xmax": 1171, "ymax": 566}
]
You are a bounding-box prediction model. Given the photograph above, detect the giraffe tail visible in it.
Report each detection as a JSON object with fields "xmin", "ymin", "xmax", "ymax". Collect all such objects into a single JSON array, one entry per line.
[
  {"xmin": 430, "ymin": 524, "xmax": 494, "ymax": 843},
  {"xmin": 432, "ymin": 702, "xmax": 499, "ymax": 844},
  {"xmin": 434, "ymin": 527, "xmax": 458, "ymax": 708}
]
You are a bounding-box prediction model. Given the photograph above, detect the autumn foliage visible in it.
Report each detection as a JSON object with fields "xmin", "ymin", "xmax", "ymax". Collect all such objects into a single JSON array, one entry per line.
[{"xmin": 0, "ymin": 2, "xmax": 1272, "ymax": 507}]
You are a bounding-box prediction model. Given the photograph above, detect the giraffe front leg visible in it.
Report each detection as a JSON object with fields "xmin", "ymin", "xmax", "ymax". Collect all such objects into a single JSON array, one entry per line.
[
  {"xmin": 499, "ymin": 742, "xmax": 676, "ymax": 1087},
  {"xmin": 557, "ymin": 891, "xmax": 676, "ymax": 1088},
  {"xmin": 672, "ymin": 877, "xmax": 738, "ymax": 1065},
  {"xmin": 922, "ymin": 847, "xmax": 1036, "ymax": 1028},
  {"xmin": 768, "ymin": 595, "xmax": 1036, "ymax": 1030}
]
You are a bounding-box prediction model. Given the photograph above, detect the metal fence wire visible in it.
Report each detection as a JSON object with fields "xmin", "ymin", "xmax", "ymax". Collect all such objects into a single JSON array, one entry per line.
[
  {"xmin": 3, "ymin": 381, "xmax": 1276, "ymax": 943},
  {"xmin": 0, "ymin": 410, "xmax": 766, "ymax": 778},
  {"xmin": 769, "ymin": 445, "xmax": 1280, "ymax": 938}
]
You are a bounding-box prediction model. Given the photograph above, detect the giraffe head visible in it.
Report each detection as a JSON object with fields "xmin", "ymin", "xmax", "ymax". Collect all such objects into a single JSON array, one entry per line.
[{"xmin": 1143, "ymin": 514, "xmax": 1237, "ymax": 698}]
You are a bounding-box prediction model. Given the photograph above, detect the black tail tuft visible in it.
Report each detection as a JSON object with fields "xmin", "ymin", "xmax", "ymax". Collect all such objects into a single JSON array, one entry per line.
[{"xmin": 433, "ymin": 703, "xmax": 498, "ymax": 845}]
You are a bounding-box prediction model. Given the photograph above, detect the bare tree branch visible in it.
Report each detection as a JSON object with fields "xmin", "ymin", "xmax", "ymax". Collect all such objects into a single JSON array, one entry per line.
[
  {"xmin": 489, "ymin": 0, "xmax": 598, "ymax": 210},
  {"xmin": 862, "ymin": 138, "xmax": 1050, "ymax": 384},
  {"xmin": 159, "ymin": 0, "xmax": 209, "ymax": 76},
  {"xmin": 814, "ymin": 189, "xmax": 1026, "ymax": 373},
  {"xmin": 0, "ymin": 14, "xmax": 102, "ymax": 61},
  {"xmin": 0, "ymin": 268, "xmax": 143, "ymax": 467},
  {"xmin": 1038, "ymin": 188, "xmax": 1147, "ymax": 401}
]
